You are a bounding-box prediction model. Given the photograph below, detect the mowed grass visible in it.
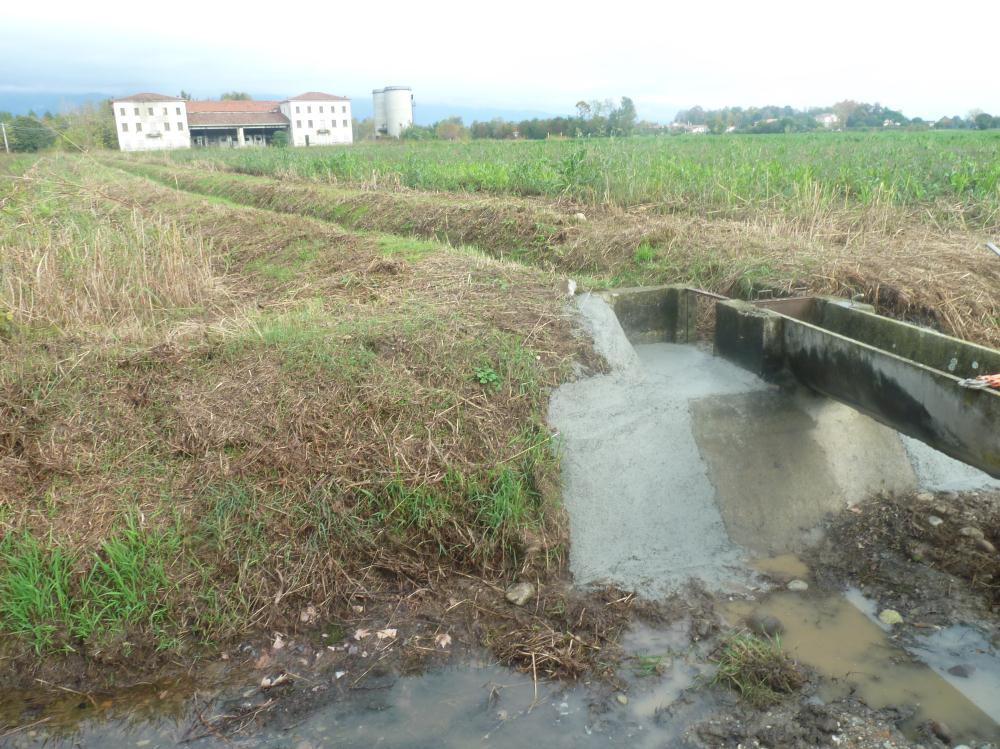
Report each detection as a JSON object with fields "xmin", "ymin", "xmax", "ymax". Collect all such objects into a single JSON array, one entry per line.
[
  {"xmin": 150, "ymin": 131, "xmax": 1000, "ymax": 229},
  {"xmin": 0, "ymin": 156, "xmax": 583, "ymax": 667},
  {"xmin": 112, "ymin": 156, "xmax": 1000, "ymax": 350}
]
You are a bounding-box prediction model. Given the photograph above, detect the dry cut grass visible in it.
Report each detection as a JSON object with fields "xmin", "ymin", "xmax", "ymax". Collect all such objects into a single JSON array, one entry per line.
[
  {"xmin": 0, "ymin": 171, "xmax": 222, "ymax": 337},
  {"xmin": 112, "ymin": 159, "xmax": 1000, "ymax": 350},
  {"xmin": 0, "ymin": 155, "xmax": 616, "ymax": 684}
]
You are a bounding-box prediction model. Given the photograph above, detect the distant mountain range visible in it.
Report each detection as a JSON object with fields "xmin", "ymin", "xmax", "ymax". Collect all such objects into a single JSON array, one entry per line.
[{"xmin": 0, "ymin": 91, "xmax": 565, "ymax": 125}]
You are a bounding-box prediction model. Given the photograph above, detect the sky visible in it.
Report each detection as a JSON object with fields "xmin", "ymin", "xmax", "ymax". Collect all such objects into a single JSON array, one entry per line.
[{"xmin": 2, "ymin": 0, "xmax": 999, "ymax": 122}]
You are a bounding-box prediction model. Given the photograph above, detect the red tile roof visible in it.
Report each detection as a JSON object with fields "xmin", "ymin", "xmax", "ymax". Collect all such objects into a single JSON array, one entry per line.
[
  {"xmin": 187, "ymin": 111, "xmax": 290, "ymax": 127},
  {"xmin": 287, "ymin": 92, "xmax": 349, "ymax": 102},
  {"xmin": 186, "ymin": 100, "xmax": 281, "ymax": 113},
  {"xmin": 114, "ymin": 92, "xmax": 185, "ymax": 102}
]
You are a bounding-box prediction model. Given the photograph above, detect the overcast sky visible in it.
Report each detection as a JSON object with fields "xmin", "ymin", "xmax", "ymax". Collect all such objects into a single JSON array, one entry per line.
[{"xmin": 3, "ymin": 0, "xmax": 998, "ymax": 121}]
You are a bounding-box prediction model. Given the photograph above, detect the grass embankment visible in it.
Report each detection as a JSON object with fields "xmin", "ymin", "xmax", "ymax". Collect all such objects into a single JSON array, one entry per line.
[
  {"xmin": 113, "ymin": 158, "xmax": 1000, "ymax": 349},
  {"xmin": 152, "ymin": 132, "xmax": 1000, "ymax": 231},
  {"xmin": 0, "ymin": 156, "xmax": 618, "ymax": 683}
]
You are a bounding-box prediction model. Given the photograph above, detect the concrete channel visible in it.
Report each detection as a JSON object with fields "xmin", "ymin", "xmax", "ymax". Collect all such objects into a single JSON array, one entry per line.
[{"xmin": 548, "ymin": 290, "xmax": 1000, "ymax": 594}]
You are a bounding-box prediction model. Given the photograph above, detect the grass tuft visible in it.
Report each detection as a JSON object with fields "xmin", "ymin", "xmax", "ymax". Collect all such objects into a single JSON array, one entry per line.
[{"xmin": 711, "ymin": 631, "xmax": 806, "ymax": 707}]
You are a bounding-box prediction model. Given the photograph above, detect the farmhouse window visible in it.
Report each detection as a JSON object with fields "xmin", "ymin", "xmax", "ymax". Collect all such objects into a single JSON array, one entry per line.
[
  {"xmin": 176, "ymin": 107, "xmax": 181, "ymax": 115},
  {"xmin": 134, "ymin": 107, "xmax": 139, "ymax": 115},
  {"xmin": 121, "ymin": 122, "xmax": 128, "ymax": 131},
  {"xmin": 119, "ymin": 107, "xmax": 125, "ymax": 116},
  {"xmin": 148, "ymin": 107, "xmax": 153, "ymax": 115},
  {"xmin": 164, "ymin": 122, "xmax": 170, "ymax": 131},
  {"xmin": 296, "ymin": 120, "xmax": 301, "ymax": 128},
  {"xmin": 308, "ymin": 120, "xmax": 313, "ymax": 127},
  {"xmin": 343, "ymin": 119, "xmax": 348, "ymax": 127},
  {"xmin": 136, "ymin": 123, "xmax": 142, "ymax": 132},
  {"xmin": 178, "ymin": 122, "xmax": 184, "ymax": 130}
]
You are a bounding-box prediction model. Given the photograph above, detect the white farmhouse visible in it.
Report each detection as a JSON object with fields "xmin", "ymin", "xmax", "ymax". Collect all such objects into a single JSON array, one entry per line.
[
  {"xmin": 816, "ymin": 112, "xmax": 839, "ymax": 128},
  {"xmin": 112, "ymin": 94, "xmax": 190, "ymax": 152},
  {"xmin": 280, "ymin": 93, "xmax": 353, "ymax": 146},
  {"xmin": 112, "ymin": 91, "xmax": 353, "ymax": 151}
]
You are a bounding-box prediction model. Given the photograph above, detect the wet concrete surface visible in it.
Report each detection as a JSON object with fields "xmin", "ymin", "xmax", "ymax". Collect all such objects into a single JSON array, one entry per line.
[{"xmin": 549, "ymin": 293, "xmax": 999, "ymax": 590}]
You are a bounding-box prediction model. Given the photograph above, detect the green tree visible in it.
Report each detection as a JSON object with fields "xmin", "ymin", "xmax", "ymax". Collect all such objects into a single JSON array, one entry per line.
[
  {"xmin": 609, "ymin": 97, "xmax": 637, "ymax": 136},
  {"xmin": 178, "ymin": 90, "xmax": 192, "ymax": 100},
  {"xmin": 974, "ymin": 112, "xmax": 996, "ymax": 130},
  {"xmin": 434, "ymin": 116, "xmax": 466, "ymax": 141},
  {"xmin": 55, "ymin": 101, "xmax": 118, "ymax": 151},
  {"xmin": 270, "ymin": 130, "xmax": 289, "ymax": 147},
  {"xmin": 221, "ymin": 92, "xmax": 252, "ymax": 101},
  {"xmin": 353, "ymin": 117, "xmax": 375, "ymax": 140},
  {"xmin": 10, "ymin": 116, "xmax": 56, "ymax": 152}
]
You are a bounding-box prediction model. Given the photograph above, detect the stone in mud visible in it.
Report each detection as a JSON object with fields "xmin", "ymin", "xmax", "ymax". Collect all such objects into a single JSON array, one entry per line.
[
  {"xmin": 928, "ymin": 719, "xmax": 953, "ymax": 743},
  {"xmin": 926, "ymin": 515, "xmax": 944, "ymax": 527},
  {"xmin": 975, "ymin": 538, "xmax": 996, "ymax": 554},
  {"xmin": 615, "ymin": 693, "xmax": 628, "ymax": 705},
  {"xmin": 915, "ymin": 492, "xmax": 934, "ymax": 502},
  {"xmin": 947, "ymin": 664, "xmax": 975, "ymax": 678},
  {"xmin": 747, "ymin": 612, "xmax": 784, "ymax": 637},
  {"xmin": 505, "ymin": 582, "xmax": 536, "ymax": 606},
  {"xmin": 878, "ymin": 609, "xmax": 903, "ymax": 626},
  {"xmin": 786, "ymin": 579, "xmax": 809, "ymax": 592},
  {"xmin": 958, "ymin": 526, "xmax": 985, "ymax": 540}
]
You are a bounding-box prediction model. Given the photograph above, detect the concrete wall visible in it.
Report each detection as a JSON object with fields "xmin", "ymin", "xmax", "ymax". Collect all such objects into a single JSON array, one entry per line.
[
  {"xmin": 113, "ymin": 100, "xmax": 190, "ymax": 152},
  {"xmin": 600, "ymin": 285, "xmax": 695, "ymax": 344},
  {"xmin": 283, "ymin": 99, "xmax": 353, "ymax": 146},
  {"xmin": 713, "ymin": 297, "xmax": 1000, "ymax": 478}
]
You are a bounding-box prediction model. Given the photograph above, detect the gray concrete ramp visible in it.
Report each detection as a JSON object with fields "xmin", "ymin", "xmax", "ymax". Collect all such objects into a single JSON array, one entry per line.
[{"xmin": 550, "ymin": 294, "xmax": 998, "ymax": 596}]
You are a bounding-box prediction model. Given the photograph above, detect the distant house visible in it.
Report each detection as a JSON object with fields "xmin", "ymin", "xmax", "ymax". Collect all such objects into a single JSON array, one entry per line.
[
  {"xmin": 689, "ymin": 124, "xmax": 709, "ymax": 134},
  {"xmin": 816, "ymin": 112, "xmax": 839, "ymax": 128},
  {"xmin": 882, "ymin": 118, "xmax": 901, "ymax": 128},
  {"xmin": 112, "ymin": 91, "xmax": 353, "ymax": 151}
]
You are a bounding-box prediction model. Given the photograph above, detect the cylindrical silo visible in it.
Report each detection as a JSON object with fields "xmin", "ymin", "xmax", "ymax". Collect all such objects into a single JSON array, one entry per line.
[
  {"xmin": 372, "ymin": 88, "xmax": 386, "ymax": 137},
  {"xmin": 382, "ymin": 86, "xmax": 413, "ymax": 138}
]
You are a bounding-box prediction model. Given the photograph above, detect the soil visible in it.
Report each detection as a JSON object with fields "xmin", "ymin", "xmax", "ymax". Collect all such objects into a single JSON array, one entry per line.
[{"xmin": 805, "ymin": 489, "xmax": 1000, "ymax": 633}]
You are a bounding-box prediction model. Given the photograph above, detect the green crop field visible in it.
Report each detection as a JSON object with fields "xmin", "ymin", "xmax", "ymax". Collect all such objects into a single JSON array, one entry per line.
[{"xmin": 151, "ymin": 131, "xmax": 1000, "ymax": 230}]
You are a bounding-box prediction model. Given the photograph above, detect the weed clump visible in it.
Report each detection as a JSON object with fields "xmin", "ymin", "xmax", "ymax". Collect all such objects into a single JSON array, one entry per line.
[{"xmin": 711, "ymin": 631, "xmax": 806, "ymax": 707}]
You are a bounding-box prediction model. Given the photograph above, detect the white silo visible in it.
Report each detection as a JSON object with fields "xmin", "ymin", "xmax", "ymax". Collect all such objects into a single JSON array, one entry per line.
[
  {"xmin": 373, "ymin": 86, "xmax": 413, "ymax": 138},
  {"xmin": 372, "ymin": 89, "xmax": 387, "ymax": 137}
]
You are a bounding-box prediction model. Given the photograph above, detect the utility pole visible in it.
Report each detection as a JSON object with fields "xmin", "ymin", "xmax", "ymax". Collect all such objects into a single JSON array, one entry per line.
[{"xmin": 1, "ymin": 123, "xmax": 8, "ymax": 154}]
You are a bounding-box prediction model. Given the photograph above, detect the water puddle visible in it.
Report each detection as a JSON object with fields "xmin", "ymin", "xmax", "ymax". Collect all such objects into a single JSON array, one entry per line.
[
  {"xmin": 732, "ymin": 559, "xmax": 1000, "ymax": 743},
  {"xmin": 0, "ymin": 625, "xmax": 718, "ymax": 748}
]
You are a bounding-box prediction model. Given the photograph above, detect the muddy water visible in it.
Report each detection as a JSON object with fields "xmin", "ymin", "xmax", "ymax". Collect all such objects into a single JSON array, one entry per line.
[
  {"xmin": 0, "ymin": 626, "xmax": 719, "ymax": 748},
  {"xmin": 728, "ymin": 577, "xmax": 1000, "ymax": 742}
]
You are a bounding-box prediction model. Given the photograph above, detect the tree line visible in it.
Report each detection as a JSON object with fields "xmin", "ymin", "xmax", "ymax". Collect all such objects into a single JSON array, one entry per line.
[
  {"xmin": 673, "ymin": 101, "xmax": 1000, "ymax": 133},
  {"xmin": 382, "ymin": 97, "xmax": 642, "ymax": 141}
]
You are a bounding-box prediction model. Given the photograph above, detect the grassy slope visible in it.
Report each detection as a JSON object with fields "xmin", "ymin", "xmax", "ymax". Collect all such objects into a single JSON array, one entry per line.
[
  {"xmin": 153, "ymin": 132, "xmax": 1000, "ymax": 229},
  {"xmin": 112, "ymin": 158, "xmax": 1000, "ymax": 349},
  {"xmin": 0, "ymin": 155, "xmax": 607, "ymax": 681}
]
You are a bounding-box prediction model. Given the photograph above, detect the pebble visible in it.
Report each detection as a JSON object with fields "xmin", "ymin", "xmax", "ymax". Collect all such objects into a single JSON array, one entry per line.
[
  {"xmin": 787, "ymin": 579, "xmax": 809, "ymax": 592},
  {"xmin": 915, "ymin": 492, "xmax": 934, "ymax": 502},
  {"xmin": 928, "ymin": 720, "xmax": 953, "ymax": 743},
  {"xmin": 747, "ymin": 612, "xmax": 784, "ymax": 637},
  {"xmin": 573, "ymin": 212, "xmax": 587, "ymax": 222},
  {"xmin": 616, "ymin": 693, "xmax": 628, "ymax": 705},
  {"xmin": 958, "ymin": 526, "xmax": 985, "ymax": 540},
  {"xmin": 947, "ymin": 664, "xmax": 975, "ymax": 678},
  {"xmin": 878, "ymin": 609, "xmax": 903, "ymax": 626},
  {"xmin": 976, "ymin": 538, "xmax": 996, "ymax": 554},
  {"xmin": 505, "ymin": 582, "xmax": 536, "ymax": 606},
  {"xmin": 927, "ymin": 515, "xmax": 944, "ymax": 527}
]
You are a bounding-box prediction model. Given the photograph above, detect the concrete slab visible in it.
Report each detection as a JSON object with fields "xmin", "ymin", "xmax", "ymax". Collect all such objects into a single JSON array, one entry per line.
[{"xmin": 550, "ymin": 294, "xmax": 999, "ymax": 596}]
